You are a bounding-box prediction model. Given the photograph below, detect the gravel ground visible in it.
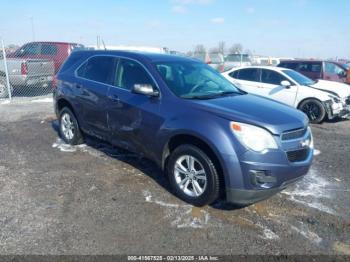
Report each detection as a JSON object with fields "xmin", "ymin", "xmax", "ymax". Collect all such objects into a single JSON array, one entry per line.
[{"xmin": 0, "ymin": 96, "xmax": 349, "ymax": 256}]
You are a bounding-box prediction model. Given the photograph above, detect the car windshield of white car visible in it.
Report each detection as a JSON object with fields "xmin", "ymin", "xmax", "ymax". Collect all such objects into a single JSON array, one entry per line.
[{"xmin": 282, "ymin": 70, "xmax": 315, "ymax": 86}]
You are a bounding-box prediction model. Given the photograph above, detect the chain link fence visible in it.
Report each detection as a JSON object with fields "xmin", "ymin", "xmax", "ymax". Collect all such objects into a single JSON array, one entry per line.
[{"xmin": 0, "ymin": 39, "xmax": 85, "ymax": 102}]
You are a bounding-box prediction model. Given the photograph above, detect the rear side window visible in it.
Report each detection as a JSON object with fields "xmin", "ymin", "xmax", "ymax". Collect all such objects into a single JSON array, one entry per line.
[
  {"xmin": 279, "ymin": 62, "xmax": 298, "ymax": 70},
  {"xmin": 115, "ymin": 59, "xmax": 154, "ymax": 90},
  {"xmin": 228, "ymin": 70, "xmax": 239, "ymax": 78},
  {"xmin": 78, "ymin": 56, "xmax": 116, "ymax": 85},
  {"xmin": 235, "ymin": 68, "xmax": 260, "ymax": 82},
  {"xmin": 59, "ymin": 52, "xmax": 84, "ymax": 73},
  {"xmin": 298, "ymin": 62, "xmax": 321, "ymax": 73},
  {"xmin": 261, "ymin": 69, "xmax": 287, "ymax": 85},
  {"xmin": 41, "ymin": 44, "xmax": 58, "ymax": 55}
]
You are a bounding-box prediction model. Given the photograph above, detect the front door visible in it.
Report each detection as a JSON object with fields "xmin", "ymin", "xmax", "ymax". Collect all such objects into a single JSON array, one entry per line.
[
  {"xmin": 107, "ymin": 58, "xmax": 162, "ymax": 157},
  {"xmin": 259, "ymin": 69, "xmax": 298, "ymax": 106}
]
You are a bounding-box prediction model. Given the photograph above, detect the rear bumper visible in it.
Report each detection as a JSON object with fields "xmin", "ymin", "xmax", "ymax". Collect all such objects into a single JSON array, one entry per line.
[{"xmin": 9, "ymin": 75, "xmax": 53, "ymax": 87}]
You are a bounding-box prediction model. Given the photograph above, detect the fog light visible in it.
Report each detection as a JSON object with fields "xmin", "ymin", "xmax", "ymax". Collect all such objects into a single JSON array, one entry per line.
[{"xmin": 250, "ymin": 170, "xmax": 276, "ymax": 186}]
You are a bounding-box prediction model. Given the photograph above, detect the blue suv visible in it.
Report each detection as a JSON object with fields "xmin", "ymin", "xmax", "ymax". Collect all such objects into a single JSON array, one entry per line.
[{"xmin": 54, "ymin": 50, "xmax": 313, "ymax": 206}]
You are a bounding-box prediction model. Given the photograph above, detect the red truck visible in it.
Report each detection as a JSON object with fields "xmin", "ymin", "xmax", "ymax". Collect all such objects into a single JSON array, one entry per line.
[
  {"xmin": 8, "ymin": 42, "xmax": 84, "ymax": 73},
  {"xmin": 278, "ymin": 60, "xmax": 350, "ymax": 85}
]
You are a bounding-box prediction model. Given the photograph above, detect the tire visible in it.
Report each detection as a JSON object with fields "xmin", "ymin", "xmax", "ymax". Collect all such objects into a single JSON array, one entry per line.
[
  {"xmin": 0, "ymin": 78, "xmax": 9, "ymax": 98},
  {"xmin": 298, "ymin": 99, "xmax": 326, "ymax": 124},
  {"xmin": 59, "ymin": 107, "xmax": 84, "ymax": 145},
  {"xmin": 167, "ymin": 145, "xmax": 220, "ymax": 206}
]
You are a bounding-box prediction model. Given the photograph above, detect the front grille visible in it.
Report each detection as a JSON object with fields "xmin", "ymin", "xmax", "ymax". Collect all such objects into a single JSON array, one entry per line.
[
  {"xmin": 287, "ymin": 148, "xmax": 309, "ymax": 162},
  {"xmin": 281, "ymin": 128, "xmax": 307, "ymax": 141}
]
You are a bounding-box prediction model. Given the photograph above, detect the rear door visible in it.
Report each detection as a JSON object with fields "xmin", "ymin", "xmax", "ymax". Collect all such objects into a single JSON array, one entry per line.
[
  {"xmin": 107, "ymin": 58, "xmax": 162, "ymax": 156},
  {"xmin": 259, "ymin": 69, "xmax": 297, "ymax": 106},
  {"xmin": 228, "ymin": 68, "xmax": 262, "ymax": 95},
  {"xmin": 75, "ymin": 55, "xmax": 117, "ymax": 139}
]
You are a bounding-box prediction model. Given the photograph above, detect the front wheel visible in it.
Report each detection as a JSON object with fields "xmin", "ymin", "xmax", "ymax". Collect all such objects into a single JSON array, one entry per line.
[
  {"xmin": 299, "ymin": 99, "xmax": 326, "ymax": 124},
  {"xmin": 167, "ymin": 145, "xmax": 220, "ymax": 206}
]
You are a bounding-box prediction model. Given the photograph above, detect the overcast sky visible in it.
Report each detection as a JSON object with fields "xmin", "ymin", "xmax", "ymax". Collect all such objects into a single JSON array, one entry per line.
[{"xmin": 0, "ymin": 0, "xmax": 349, "ymax": 59}]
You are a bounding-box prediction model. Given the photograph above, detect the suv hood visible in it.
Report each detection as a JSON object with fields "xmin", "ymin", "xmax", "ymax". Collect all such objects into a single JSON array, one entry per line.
[
  {"xmin": 310, "ymin": 80, "xmax": 350, "ymax": 98},
  {"xmin": 191, "ymin": 94, "xmax": 308, "ymax": 135}
]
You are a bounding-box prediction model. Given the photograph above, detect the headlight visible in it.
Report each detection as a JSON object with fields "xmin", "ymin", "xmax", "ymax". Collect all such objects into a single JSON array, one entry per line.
[
  {"xmin": 328, "ymin": 95, "xmax": 341, "ymax": 103},
  {"xmin": 230, "ymin": 122, "xmax": 278, "ymax": 153}
]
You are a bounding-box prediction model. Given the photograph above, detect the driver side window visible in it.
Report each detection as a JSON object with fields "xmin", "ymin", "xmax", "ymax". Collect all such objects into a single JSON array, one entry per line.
[{"xmin": 115, "ymin": 59, "xmax": 155, "ymax": 90}]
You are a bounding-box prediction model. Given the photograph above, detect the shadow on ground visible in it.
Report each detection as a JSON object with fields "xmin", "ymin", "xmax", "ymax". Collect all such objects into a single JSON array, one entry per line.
[{"xmin": 51, "ymin": 119, "xmax": 242, "ymax": 211}]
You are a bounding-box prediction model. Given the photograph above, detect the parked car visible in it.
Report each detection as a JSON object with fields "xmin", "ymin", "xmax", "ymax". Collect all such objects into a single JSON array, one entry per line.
[
  {"xmin": 222, "ymin": 66, "xmax": 350, "ymax": 123},
  {"xmin": 224, "ymin": 54, "xmax": 252, "ymax": 71},
  {"xmin": 0, "ymin": 57, "xmax": 54, "ymax": 98},
  {"xmin": 54, "ymin": 50, "xmax": 314, "ymax": 206},
  {"xmin": 192, "ymin": 52, "xmax": 225, "ymax": 72},
  {"xmin": 8, "ymin": 42, "xmax": 84, "ymax": 73},
  {"xmin": 278, "ymin": 60, "xmax": 349, "ymax": 85}
]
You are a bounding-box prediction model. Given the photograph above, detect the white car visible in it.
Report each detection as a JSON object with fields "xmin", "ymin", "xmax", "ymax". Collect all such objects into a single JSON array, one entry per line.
[{"xmin": 222, "ymin": 66, "xmax": 350, "ymax": 123}]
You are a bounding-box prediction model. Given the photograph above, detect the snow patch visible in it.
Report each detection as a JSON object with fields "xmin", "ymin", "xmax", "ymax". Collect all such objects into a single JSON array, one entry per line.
[
  {"xmin": 143, "ymin": 190, "xmax": 210, "ymax": 228},
  {"xmin": 282, "ymin": 168, "xmax": 336, "ymax": 215},
  {"xmin": 0, "ymin": 100, "xmax": 10, "ymax": 105},
  {"xmin": 31, "ymin": 97, "xmax": 53, "ymax": 103},
  {"xmin": 256, "ymin": 223, "xmax": 279, "ymax": 240},
  {"xmin": 290, "ymin": 224, "xmax": 322, "ymax": 245},
  {"xmin": 313, "ymin": 149, "xmax": 321, "ymax": 156}
]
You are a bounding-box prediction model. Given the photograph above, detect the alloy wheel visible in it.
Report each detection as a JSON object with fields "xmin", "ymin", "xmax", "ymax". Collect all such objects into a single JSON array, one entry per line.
[
  {"xmin": 61, "ymin": 113, "xmax": 75, "ymax": 140},
  {"xmin": 174, "ymin": 155, "xmax": 207, "ymax": 197}
]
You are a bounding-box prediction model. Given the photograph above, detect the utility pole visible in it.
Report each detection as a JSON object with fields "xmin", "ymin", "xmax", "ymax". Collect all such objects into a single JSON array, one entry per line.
[{"xmin": 29, "ymin": 16, "xmax": 35, "ymax": 41}]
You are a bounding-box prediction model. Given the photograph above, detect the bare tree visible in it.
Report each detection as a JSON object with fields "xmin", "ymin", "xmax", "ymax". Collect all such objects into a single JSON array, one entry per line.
[
  {"xmin": 218, "ymin": 41, "xmax": 226, "ymax": 54},
  {"xmin": 209, "ymin": 47, "xmax": 219, "ymax": 53},
  {"xmin": 229, "ymin": 43, "xmax": 243, "ymax": 54},
  {"xmin": 244, "ymin": 49, "xmax": 253, "ymax": 56},
  {"xmin": 194, "ymin": 44, "xmax": 206, "ymax": 54}
]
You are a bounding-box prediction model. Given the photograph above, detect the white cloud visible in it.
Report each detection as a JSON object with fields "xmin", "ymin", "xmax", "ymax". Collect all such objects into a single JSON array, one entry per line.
[
  {"xmin": 246, "ymin": 7, "xmax": 255, "ymax": 14},
  {"xmin": 171, "ymin": 0, "xmax": 214, "ymax": 14},
  {"xmin": 172, "ymin": 5, "xmax": 188, "ymax": 14},
  {"xmin": 210, "ymin": 17, "xmax": 225, "ymax": 24}
]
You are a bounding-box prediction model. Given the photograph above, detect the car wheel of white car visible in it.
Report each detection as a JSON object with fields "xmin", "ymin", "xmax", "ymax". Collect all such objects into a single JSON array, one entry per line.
[{"xmin": 299, "ymin": 99, "xmax": 326, "ymax": 124}]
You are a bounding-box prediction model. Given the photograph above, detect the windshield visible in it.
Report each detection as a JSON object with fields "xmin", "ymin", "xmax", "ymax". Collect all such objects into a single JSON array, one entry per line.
[
  {"xmin": 282, "ymin": 69, "xmax": 315, "ymax": 86},
  {"xmin": 154, "ymin": 61, "xmax": 242, "ymax": 99},
  {"xmin": 225, "ymin": 54, "xmax": 251, "ymax": 62}
]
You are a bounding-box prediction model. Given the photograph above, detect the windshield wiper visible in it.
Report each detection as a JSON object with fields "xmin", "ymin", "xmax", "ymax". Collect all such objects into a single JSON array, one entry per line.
[{"xmin": 182, "ymin": 91, "xmax": 241, "ymax": 100}]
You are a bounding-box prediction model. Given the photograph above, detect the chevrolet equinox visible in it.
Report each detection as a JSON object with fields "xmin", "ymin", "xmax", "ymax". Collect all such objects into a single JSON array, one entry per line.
[{"xmin": 54, "ymin": 51, "xmax": 314, "ymax": 206}]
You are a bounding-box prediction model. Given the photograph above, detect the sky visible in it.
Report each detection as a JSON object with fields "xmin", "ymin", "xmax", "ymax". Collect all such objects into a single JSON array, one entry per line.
[{"xmin": 0, "ymin": 0, "xmax": 349, "ymax": 59}]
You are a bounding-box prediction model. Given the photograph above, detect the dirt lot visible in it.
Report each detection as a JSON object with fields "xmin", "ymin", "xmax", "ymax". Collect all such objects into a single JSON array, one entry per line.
[{"xmin": 0, "ymin": 96, "xmax": 349, "ymax": 255}]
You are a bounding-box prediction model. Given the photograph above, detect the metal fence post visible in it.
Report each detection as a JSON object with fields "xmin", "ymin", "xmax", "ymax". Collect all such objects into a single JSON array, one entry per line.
[{"xmin": 1, "ymin": 37, "xmax": 12, "ymax": 100}]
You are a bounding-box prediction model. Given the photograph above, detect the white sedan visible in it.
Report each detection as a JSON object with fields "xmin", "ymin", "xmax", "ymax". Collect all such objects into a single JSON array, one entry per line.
[{"xmin": 222, "ymin": 66, "xmax": 350, "ymax": 123}]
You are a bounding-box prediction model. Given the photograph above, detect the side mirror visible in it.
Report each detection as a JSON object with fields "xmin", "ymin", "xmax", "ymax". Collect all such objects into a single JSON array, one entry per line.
[
  {"xmin": 281, "ymin": 80, "xmax": 291, "ymax": 88},
  {"xmin": 132, "ymin": 84, "xmax": 159, "ymax": 97}
]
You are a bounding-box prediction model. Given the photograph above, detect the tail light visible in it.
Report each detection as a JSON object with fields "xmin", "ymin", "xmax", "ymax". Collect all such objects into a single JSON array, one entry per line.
[
  {"xmin": 21, "ymin": 62, "xmax": 28, "ymax": 75},
  {"xmin": 52, "ymin": 75, "xmax": 58, "ymax": 88}
]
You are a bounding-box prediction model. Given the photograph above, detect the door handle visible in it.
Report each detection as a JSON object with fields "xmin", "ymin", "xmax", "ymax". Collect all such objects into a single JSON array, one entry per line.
[{"xmin": 108, "ymin": 94, "xmax": 120, "ymax": 101}]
